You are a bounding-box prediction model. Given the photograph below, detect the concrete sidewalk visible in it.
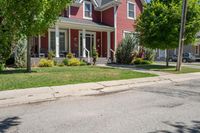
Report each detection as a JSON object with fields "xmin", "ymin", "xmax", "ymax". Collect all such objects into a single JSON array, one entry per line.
[{"xmin": 0, "ymin": 72, "xmax": 200, "ymax": 108}]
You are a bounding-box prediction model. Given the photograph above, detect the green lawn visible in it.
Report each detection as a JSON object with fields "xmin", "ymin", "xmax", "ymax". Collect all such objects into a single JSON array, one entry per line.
[
  {"xmin": 0, "ymin": 66, "xmax": 156, "ymax": 91},
  {"xmin": 135, "ymin": 64, "xmax": 200, "ymax": 74}
]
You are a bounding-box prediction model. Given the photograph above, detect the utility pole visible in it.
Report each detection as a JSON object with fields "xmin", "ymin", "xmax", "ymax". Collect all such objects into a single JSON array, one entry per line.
[{"xmin": 176, "ymin": 0, "xmax": 188, "ymax": 71}]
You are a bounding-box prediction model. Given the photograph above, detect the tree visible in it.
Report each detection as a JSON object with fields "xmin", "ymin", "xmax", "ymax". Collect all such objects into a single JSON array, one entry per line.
[
  {"xmin": 136, "ymin": 0, "xmax": 200, "ymax": 67},
  {"xmin": 0, "ymin": 0, "xmax": 71, "ymax": 72}
]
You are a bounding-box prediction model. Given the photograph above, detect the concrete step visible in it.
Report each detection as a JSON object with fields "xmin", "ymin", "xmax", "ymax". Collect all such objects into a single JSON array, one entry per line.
[{"xmin": 81, "ymin": 57, "xmax": 108, "ymax": 64}]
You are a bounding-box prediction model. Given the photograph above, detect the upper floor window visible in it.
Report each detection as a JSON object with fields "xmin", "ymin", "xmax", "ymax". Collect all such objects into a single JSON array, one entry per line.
[
  {"xmin": 127, "ymin": 1, "xmax": 136, "ymax": 20},
  {"xmin": 84, "ymin": 1, "xmax": 92, "ymax": 20}
]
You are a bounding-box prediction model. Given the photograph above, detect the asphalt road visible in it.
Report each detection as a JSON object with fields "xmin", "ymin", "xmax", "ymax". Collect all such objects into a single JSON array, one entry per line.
[{"xmin": 0, "ymin": 79, "xmax": 200, "ymax": 133}]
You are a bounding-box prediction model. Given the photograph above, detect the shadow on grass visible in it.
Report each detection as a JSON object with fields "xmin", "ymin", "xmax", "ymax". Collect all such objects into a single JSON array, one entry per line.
[
  {"xmin": 149, "ymin": 120, "xmax": 200, "ymax": 133},
  {"xmin": 134, "ymin": 65, "xmax": 175, "ymax": 70},
  {"xmin": 0, "ymin": 117, "xmax": 21, "ymax": 133},
  {"xmin": 0, "ymin": 69, "xmax": 37, "ymax": 75},
  {"xmin": 107, "ymin": 64, "xmax": 175, "ymax": 70}
]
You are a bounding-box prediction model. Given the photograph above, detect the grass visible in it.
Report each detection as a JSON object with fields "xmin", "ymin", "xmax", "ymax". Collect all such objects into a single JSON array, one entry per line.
[
  {"xmin": 135, "ymin": 64, "xmax": 200, "ymax": 74},
  {"xmin": 0, "ymin": 66, "xmax": 156, "ymax": 91}
]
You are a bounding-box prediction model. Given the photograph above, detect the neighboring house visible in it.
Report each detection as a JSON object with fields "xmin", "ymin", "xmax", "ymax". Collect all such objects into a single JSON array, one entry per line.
[
  {"xmin": 156, "ymin": 32, "xmax": 200, "ymax": 60},
  {"xmin": 30, "ymin": 0, "xmax": 144, "ymax": 61},
  {"xmin": 156, "ymin": 45, "xmax": 200, "ymax": 61}
]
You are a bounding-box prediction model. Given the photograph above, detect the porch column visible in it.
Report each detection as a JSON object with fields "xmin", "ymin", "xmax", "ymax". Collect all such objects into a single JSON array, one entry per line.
[
  {"xmin": 55, "ymin": 25, "xmax": 60, "ymax": 58},
  {"xmin": 68, "ymin": 28, "xmax": 71, "ymax": 53},
  {"xmin": 82, "ymin": 29, "xmax": 86, "ymax": 58},
  {"xmin": 38, "ymin": 35, "xmax": 41, "ymax": 56},
  {"xmin": 107, "ymin": 31, "xmax": 111, "ymax": 59}
]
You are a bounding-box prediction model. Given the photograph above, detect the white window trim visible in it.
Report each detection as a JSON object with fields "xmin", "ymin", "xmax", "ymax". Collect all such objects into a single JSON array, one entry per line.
[
  {"xmin": 83, "ymin": 1, "xmax": 92, "ymax": 20},
  {"xmin": 127, "ymin": 1, "xmax": 136, "ymax": 20},
  {"xmin": 48, "ymin": 29, "xmax": 67, "ymax": 52},
  {"xmin": 123, "ymin": 31, "xmax": 131, "ymax": 38}
]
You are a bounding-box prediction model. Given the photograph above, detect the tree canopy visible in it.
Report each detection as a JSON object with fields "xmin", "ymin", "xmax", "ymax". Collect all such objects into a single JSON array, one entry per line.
[
  {"xmin": 136, "ymin": 0, "xmax": 200, "ymax": 50},
  {"xmin": 0, "ymin": 0, "xmax": 71, "ymax": 64}
]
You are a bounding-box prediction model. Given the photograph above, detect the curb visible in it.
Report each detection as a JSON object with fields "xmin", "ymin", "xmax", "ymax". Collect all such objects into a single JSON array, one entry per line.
[{"xmin": 0, "ymin": 72, "xmax": 200, "ymax": 108}]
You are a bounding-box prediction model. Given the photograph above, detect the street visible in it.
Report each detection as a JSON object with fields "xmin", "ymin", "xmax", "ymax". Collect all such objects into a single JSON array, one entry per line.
[{"xmin": 0, "ymin": 79, "xmax": 200, "ymax": 133}]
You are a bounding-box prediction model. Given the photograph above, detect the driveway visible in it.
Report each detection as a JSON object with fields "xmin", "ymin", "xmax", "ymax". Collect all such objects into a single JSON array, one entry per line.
[{"xmin": 0, "ymin": 78, "xmax": 200, "ymax": 133}]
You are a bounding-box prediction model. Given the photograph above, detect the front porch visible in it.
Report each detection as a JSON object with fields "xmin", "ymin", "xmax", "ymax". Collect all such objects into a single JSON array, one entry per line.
[{"xmin": 31, "ymin": 17, "xmax": 115, "ymax": 62}]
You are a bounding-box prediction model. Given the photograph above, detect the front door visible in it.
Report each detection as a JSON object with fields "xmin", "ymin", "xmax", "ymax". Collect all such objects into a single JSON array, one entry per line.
[{"xmin": 79, "ymin": 32, "xmax": 95, "ymax": 57}]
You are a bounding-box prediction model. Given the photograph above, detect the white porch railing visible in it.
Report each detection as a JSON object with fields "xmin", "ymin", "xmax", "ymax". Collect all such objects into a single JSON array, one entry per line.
[
  {"xmin": 109, "ymin": 49, "xmax": 115, "ymax": 62},
  {"xmin": 84, "ymin": 48, "xmax": 90, "ymax": 63}
]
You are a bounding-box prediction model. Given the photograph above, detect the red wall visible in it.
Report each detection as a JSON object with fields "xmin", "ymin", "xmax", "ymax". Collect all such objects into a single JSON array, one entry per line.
[
  {"xmin": 70, "ymin": 2, "xmax": 101, "ymax": 23},
  {"xmin": 116, "ymin": 0, "xmax": 143, "ymax": 46},
  {"xmin": 102, "ymin": 7, "xmax": 114, "ymax": 26},
  {"xmin": 102, "ymin": 32, "xmax": 108, "ymax": 57},
  {"xmin": 41, "ymin": 32, "xmax": 48, "ymax": 52},
  {"xmin": 70, "ymin": 29, "xmax": 79, "ymax": 57}
]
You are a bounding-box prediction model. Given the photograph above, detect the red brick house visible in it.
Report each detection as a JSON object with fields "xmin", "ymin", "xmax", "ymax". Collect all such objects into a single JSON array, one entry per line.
[{"xmin": 31, "ymin": 0, "xmax": 145, "ymax": 62}]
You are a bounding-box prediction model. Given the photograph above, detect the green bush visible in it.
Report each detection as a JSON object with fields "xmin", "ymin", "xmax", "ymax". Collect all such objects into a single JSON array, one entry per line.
[
  {"xmin": 116, "ymin": 34, "xmax": 139, "ymax": 64},
  {"xmin": 39, "ymin": 58, "xmax": 54, "ymax": 67},
  {"xmin": 68, "ymin": 58, "xmax": 80, "ymax": 66},
  {"xmin": 48, "ymin": 51, "xmax": 55, "ymax": 60},
  {"xmin": 92, "ymin": 47, "xmax": 98, "ymax": 65},
  {"xmin": 133, "ymin": 58, "xmax": 152, "ymax": 65},
  {"xmin": 67, "ymin": 53, "xmax": 73, "ymax": 59},
  {"xmin": 0, "ymin": 63, "xmax": 5, "ymax": 72},
  {"xmin": 62, "ymin": 59, "xmax": 69, "ymax": 66},
  {"xmin": 15, "ymin": 39, "xmax": 27, "ymax": 68},
  {"xmin": 80, "ymin": 60, "xmax": 87, "ymax": 66},
  {"xmin": 53, "ymin": 60, "xmax": 57, "ymax": 66},
  {"xmin": 133, "ymin": 58, "xmax": 143, "ymax": 65},
  {"xmin": 58, "ymin": 63, "xmax": 65, "ymax": 67},
  {"xmin": 144, "ymin": 48, "xmax": 156, "ymax": 62}
]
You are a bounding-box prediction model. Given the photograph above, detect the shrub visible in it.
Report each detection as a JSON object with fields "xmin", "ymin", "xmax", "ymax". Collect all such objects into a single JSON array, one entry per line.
[
  {"xmin": 53, "ymin": 60, "xmax": 57, "ymax": 66},
  {"xmin": 39, "ymin": 58, "xmax": 54, "ymax": 67},
  {"xmin": 116, "ymin": 34, "xmax": 139, "ymax": 64},
  {"xmin": 92, "ymin": 47, "xmax": 98, "ymax": 65},
  {"xmin": 62, "ymin": 59, "xmax": 69, "ymax": 66},
  {"xmin": 67, "ymin": 53, "xmax": 73, "ymax": 59},
  {"xmin": 0, "ymin": 63, "xmax": 5, "ymax": 72},
  {"xmin": 15, "ymin": 39, "xmax": 27, "ymax": 68},
  {"xmin": 133, "ymin": 58, "xmax": 143, "ymax": 65},
  {"xmin": 144, "ymin": 48, "xmax": 156, "ymax": 62},
  {"xmin": 133, "ymin": 58, "xmax": 152, "ymax": 65},
  {"xmin": 68, "ymin": 58, "xmax": 80, "ymax": 66},
  {"xmin": 58, "ymin": 63, "xmax": 65, "ymax": 67},
  {"xmin": 48, "ymin": 51, "xmax": 55, "ymax": 60},
  {"xmin": 80, "ymin": 60, "xmax": 87, "ymax": 66}
]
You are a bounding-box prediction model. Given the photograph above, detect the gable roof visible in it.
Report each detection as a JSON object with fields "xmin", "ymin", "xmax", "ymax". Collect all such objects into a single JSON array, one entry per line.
[{"xmin": 75, "ymin": 0, "xmax": 145, "ymax": 10}]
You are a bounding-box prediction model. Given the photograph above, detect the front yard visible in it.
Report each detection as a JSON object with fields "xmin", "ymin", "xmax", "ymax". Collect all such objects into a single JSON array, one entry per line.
[{"xmin": 0, "ymin": 66, "xmax": 156, "ymax": 91}]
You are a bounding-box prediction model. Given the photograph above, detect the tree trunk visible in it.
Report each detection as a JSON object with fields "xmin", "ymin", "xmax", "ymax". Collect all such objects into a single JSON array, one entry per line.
[
  {"xmin": 166, "ymin": 49, "xmax": 169, "ymax": 67},
  {"xmin": 27, "ymin": 36, "xmax": 32, "ymax": 73}
]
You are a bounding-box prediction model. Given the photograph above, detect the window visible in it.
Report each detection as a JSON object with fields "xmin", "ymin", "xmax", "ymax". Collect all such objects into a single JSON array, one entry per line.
[
  {"xmin": 84, "ymin": 1, "xmax": 92, "ymax": 19},
  {"xmin": 49, "ymin": 31, "xmax": 66, "ymax": 52},
  {"xmin": 50, "ymin": 32, "xmax": 56, "ymax": 51},
  {"xmin": 195, "ymin": 45, "xmax": 199, "ymax": 55},
  {"xmin": 127, "ymin": 1, "xmax": 136, "ymax": 20},
  {"xmin": 59, "ymin": 32, "xmax": 66, "ymax": 53}
]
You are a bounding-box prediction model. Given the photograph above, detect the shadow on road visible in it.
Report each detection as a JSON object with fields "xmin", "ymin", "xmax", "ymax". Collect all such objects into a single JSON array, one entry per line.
[
  {"xmin": 0, "ymin": 117, "xmax": 21, "ymax": 133},
  {"xmin": 149, "ymin": 120, "xmax": 200, "ymax": 133}
]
